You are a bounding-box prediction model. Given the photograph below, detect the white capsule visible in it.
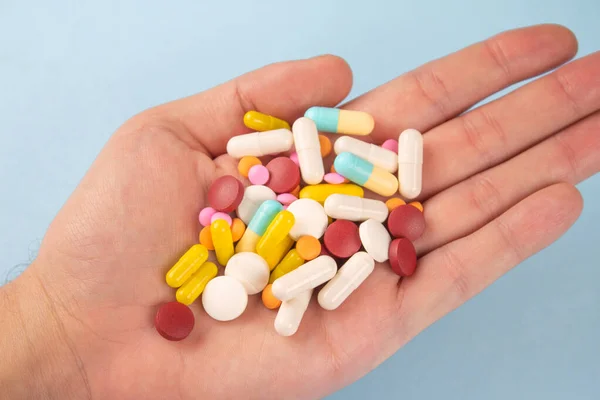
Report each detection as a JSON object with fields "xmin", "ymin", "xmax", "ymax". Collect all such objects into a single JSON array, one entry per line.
[
  {"xmin": 318, "ymin": 252, "xmax": 375, "ymax": 311},
  {"xmin": 292, "ymin": 118, "xmax": 324, "ymax": 184},
  {"xmin": 334, "ymin": 136, "xmax": 398, "ymax": 173},
  {"xmin": 359, "ymin": 219, "xmax": 391, "ymax": 262},
  {"xmin": 202, "ymin": 276, "xmax": 248, "ymax": 321},
  {"xmin": 274, "ymin": 289, "xmax": 313, "ymax": 336},
  {"xmin": 398, "ymin": 129, "xmax": 423, "ymax": 199},
  {"xmin": 226, "ymin": 129, "xmax": 293, "ymax": 158},
  {"xmin": 286, "ymin": 198, "xmax": 328, "ymax": 240},
  {"xmin": 224, "ymin": 252, "xmax": 270, "ymax": 295},
  {"xmin": 323, "ymin": 194, "xmax": 388, "ymax": 223},
  {"xmin": 236, "ymin": 185, "xmax": 277, "ymax": 224},
  {"xmin": 271, "ymin": 255, "xmax": 337, "ymax": 301}
]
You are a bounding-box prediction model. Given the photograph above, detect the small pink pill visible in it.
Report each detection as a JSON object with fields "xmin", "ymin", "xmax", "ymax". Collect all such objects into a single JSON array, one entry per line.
[
  {"xmin": 276, "ymin": 193, "xmax": 298, "ymax": 205},
  {"xmin": 211, "ymin": 212, "xmax": 233, "ymax": 226},
  {"xmin": 289, "ymin": 152, "xmax": 299, "ymax": 166},
  {"xmin": 382, "ymin": 139, "xmax": 399, "ymax": 153},
  {"xmin": 283, "ymin": 205, "xmax": 288, "ymax": 210},
  {"xmin": 199, "ymin": 207, "xmax": 216, "ymax": 226},
  {"xmin": 248, "ymin": 165, "xmax": 270, "ymax": 185},
  {"xmin": 324, "ymin": 172, "xmax": 347, "ymax": 184}
]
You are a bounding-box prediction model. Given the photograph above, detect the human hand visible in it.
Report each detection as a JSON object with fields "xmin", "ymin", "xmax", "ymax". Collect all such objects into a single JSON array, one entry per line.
[{"xmin": 1, "ymin": 24, "xmax": 599, "ymax": 400}]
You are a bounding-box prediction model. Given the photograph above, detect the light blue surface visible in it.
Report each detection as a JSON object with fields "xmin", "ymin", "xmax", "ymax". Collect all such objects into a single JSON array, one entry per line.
[
  {"xmin": 305, "ymin": 107, "xmax": 340, "ymax": 133},
  {"xmin": 1, "ymin": 1, "xmax": 599, "ymax": 399},
  {"xmin": 247, "ymin": 200, "xmax": 283, "ymax": 235},
  {"xmin": 334, "ymin": 152, "xmax": 374, "ymax": 185}
]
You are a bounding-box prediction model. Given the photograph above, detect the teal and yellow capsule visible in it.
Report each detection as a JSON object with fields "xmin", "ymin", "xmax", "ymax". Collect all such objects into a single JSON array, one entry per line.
[
  {"xmin": 262, "ymin": 235, "xmax": 295, "ymax": 270},
  {"xmin": 176, "ymin": 261, "xmax": 218, "ymax": 305},
  {"xmin": 244, "ymin": 111, "xmax": 291, "ymax": 132},
  {"xmin": 165, "ymin": 244, "xmax": 209, "ymax": 288},
  {"xmin": 256, "ymin": 210, "xmax": 295, "ymax": 269},
  {"xmin": 235, "ymin": 200, "xmax": 283, "ymax": 253},
  {"xmin": 334, "ymin": 152, "xmax": 398, "ymax": 197},
  {"xmin": 304, "ymin": 107, "xmax": 374, "ymax": 136}
]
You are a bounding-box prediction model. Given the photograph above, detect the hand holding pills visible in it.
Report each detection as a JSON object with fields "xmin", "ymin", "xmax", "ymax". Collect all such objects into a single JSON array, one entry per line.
[{"xmin": 3, "ymin": 25, "xmax": 599, "ymax": 400}]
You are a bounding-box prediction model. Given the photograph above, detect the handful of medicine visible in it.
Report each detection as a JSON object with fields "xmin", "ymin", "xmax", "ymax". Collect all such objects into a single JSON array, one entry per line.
[{"xmin": 154, "ymin": 108, "xmax": 425, "ymax": 341}]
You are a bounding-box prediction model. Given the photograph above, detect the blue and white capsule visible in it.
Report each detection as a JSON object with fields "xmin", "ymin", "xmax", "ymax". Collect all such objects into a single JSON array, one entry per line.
[
  {"xmin": 304, "ymin": 107, "xmax": 374, "ymax": 136},
  {"xmin": 334, "ymin": 152, "xmax": 398, "ymax": 197},
  {"xmin": 235, "ymin": 200, "xmax": 283, "ymax": 253}
]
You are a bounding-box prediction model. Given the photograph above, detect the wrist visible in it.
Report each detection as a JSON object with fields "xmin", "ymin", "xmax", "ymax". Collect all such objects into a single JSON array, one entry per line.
[{"xmin": 0, "ymin": 266, "xmax": 90, "ymax": 399}]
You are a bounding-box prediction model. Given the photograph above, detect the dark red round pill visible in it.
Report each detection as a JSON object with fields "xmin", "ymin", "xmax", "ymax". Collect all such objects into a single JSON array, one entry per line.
[
  {"xmin": 265, "ymin": 157, "xmax": 301, "ymax": 194},
  {"xmin": 387, "ymin": 204, "xmax": 426, "ymax": 241},
  {"xmin": 323, "ymin": 220, "xmax": 361, "ymax": 259},
  {"xmin": 388, "ymin": 238, "xmax": 417, "ymax": 277},
  {"xmin": 154, "ymin": 302, "xmax": 195, "ymax": 341},
  {"xmin": 207, "ymin": 175, "xmax": 245, "ymax": 213}
]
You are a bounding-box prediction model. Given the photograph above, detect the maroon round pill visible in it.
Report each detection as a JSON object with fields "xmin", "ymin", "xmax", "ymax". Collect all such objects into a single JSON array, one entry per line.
[
  {"xmin": 154, "ymin": 302, "xmax": 195, "ymax": 341},
  {"xmin": 387, "ymin": 204, "xmax": 426, "ymax": 241},
  {"xmin": 323, "ymin": 220, "xmax": 361, "ymax": 259},
  {"xmin": 265, "ymin": 157, "xmax": 301, "ymax": 194},
  {"xmin": 207, "ymin": 175, "xmax": 245, "ymax": 213},
  {"xmin": 388, "ymin": 238, "xmax": 417, "ymax": 277}
]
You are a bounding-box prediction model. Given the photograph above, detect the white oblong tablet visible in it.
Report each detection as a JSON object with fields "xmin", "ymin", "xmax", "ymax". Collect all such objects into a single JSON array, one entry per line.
[
  {"xmin": 292, "ymin": 117, "xmax": 324, "ymax": 184},
  {"xmin": 202, "ymin": 276, "xmax": 248, "ymax": 321},
  {"xmin": 334, "ymin": 136, "xmax": 398, "ymax": 173},
  {"xmin": 318, "ymin": 252, "xmax": 374, "ymax": 311},
  {"xmin": 271, "ymin": 255, "xmax": 337, "ymax": 301},
  {"xmin": 358, "ymin": 219, "xmax": 391, "ymax": 263},
  {"xmin": 226, "ymin": 129, "xmax": 293, "ymax": 158},
  {"xmin": 274, "ymin": 289, "xmax": 313, "ymax": 336},
  {"xmin": 236, "ymin": 185, "xmax": 277, "ymax": 224},
  {"xmin": 224, "ymin": 252, "xmax": 270, "ymax": 295},
  {"xmin": 286, "ymin": 198, "xmax": 328, "ymax": 240},
  {"xmin": 398, "ymin": 129, "xmax": 423, "ymax": 199},
  {"xmin": 324, "ymin": 194, "xmax": 388, "ymax": 223}
]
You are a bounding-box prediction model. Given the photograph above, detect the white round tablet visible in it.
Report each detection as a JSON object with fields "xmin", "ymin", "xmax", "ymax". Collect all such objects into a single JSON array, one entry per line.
[
  {"xmin": 236, "ymin": 185, "xmax": 277, "ymax": 224},
  {"xmin": 286, "ymin": 198, "xmax": 328, "ymax": 240},
  {"xmin": 359, "ymin": 219, "xmax": 391, "ymax": 263},
  {"xmin": 224, "ymin": 252, "xmax": 270, "ymax": 295},
  {"xmin": 202, "ymin": 276, "xmax": 248, "ymax": 321}
]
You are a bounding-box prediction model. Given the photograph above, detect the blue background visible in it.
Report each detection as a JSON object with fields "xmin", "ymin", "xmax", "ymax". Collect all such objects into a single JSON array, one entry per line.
[{"xmin": 1, "ymin": 1, "xmax": 598, "ymax": 398}]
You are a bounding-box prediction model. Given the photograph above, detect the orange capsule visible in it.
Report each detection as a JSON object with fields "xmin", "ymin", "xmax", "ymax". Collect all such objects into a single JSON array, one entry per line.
[
  {"xmin": 319, "ymin": 135, "xmax": 332, "ymax": 157},
  {"xmin": 262, "ymin": 284, "xmax": 282, "ymax": 309},
  {"xmin": 231, "ymin": 218, "xmax": 246, "ymax": 242},
  {"xmin": 199, "ymin": 226, "xmax": 214, "ymax": 250},
  {"xmin": 385, "ymin": 198, "xmax": 406, "ymax": 212},
  {"xmin": 408, "ymin": 201, "xmax": 424, "ymax": 212}
]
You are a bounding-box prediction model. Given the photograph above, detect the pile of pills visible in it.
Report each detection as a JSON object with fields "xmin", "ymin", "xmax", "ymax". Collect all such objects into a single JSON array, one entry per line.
[{"xmin": 154, "ymin": 108, "xmax": 424, "ymax": 341}]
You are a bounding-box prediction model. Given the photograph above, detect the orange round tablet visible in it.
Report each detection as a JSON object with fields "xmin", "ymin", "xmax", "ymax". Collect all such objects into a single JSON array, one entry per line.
[
  {"xmin": 319, "ymin": 135, "xmax": 332, "ymax": 157},
  {"xmin": 199, "ymin": 226, "xmax": 214, "ymax": 250},
  {"xmin": 330, "ymin": 164, "xmax": 337, "ymax": 173},
  {"xmin": 409, "ymin": 201, "xmax": 424, "ymax": 212},
  {"xmin": 385, "ymin": 198, "xmax": 406, "ymax": 212},
  {"xmin": 231, "ymin": 218, "xmax": 246, "ymax": 242},
  {"xmin": 290, "ymin": 185, "xmax": 300, "ymax": 198},
  {"xmin": 262, "ymin": 284, "xmax": 282, "ymax": 310},
  {"xmin": 237, "ymin": 156, "xmax": 262, "ymax": 178},
  {"xmin": 296, "ymin": 235, "xmax": 322, "ymax": 261}
]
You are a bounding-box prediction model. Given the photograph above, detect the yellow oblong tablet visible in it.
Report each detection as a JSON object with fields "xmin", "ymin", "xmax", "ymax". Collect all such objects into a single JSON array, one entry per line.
[
  {"xmin": 165, "ymin": 244, "xmax": 209, "ymax": 288},
  {"xmin": 243, "ymin": 111, "xmax": 291, "ymax": 132},
  {"xmin": 299, "ymin": 184, "xmax": 364, "ymax": 204},
  {"xmin": 211, "ymin": 219, "xmax": 234, "ymax": 266},
  {"xmin": 270, "ymin": 249, "xmax": 305, "ymax": 283},
  {"xmin": 256, "ymin": 210, "xmax": 295, "ymax": 255},
  {"xmin": 176, "ymin": 262, "xmax": 218, "ymax": 305}
]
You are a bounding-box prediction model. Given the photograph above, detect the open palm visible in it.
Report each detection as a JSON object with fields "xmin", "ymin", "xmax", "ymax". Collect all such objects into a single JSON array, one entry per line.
[{"xmin": 14, "ymin": 25, "xmax": 600, "ymax": 399}]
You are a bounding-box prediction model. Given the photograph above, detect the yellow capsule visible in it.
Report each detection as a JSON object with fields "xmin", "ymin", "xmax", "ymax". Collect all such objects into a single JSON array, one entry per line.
[
  {"xmin": 256, "ymin": 210, "xmax": 295, "ymax": 255},
  {"xmin": 243, "ymin": 111, "xmax": 291, "ymax": 132},
  {"xmin": 176, "ymin": 262, "xmax": 218, "ymax": 305},
  {"xmin": 165, "ymin": 244, "xmax": 209, "ymax": 288},
  {"xmin": 211, "ymin": 219, "xmax": 234, "ymax": 266},
  {"xmin": 261, "ymin": 235, "xmax": 295, "ymax": 270},
  {"xmin": 269, "ymin": 249, "xmax": 305, "ymax": 283},
  {"xmin": 299, "ymin": 184, "xmax": 364, "ymax": 204}
]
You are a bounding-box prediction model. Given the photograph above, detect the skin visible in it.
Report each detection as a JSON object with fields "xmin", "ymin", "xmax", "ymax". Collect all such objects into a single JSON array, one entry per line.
[{"xmin": 0, "ymin": 24, "xmax": 599, "ymax": 399}]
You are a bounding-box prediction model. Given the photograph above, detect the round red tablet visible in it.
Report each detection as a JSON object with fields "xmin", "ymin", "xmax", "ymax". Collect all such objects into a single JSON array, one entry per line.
[
  {"xmin": 207, "ymin": 175, "xmax": 245, "ymax": 213},
  {"xmin": 387, "ymin": 204, "xmax": 426, "ymax": 241},
  {"xmin": 265, "ymin": 157, "xmax": 301, "ymax": 194},
  {"xmin": 388, "ymin": 238, "xmax": 417, "ymax": 277},
  {"xmin": 323, "ymin": 220, "xmax": 361, "ymax": 259},
  {"xmin": 154, "ymin": 302, "xmax": 195, "ymax": 341}
]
